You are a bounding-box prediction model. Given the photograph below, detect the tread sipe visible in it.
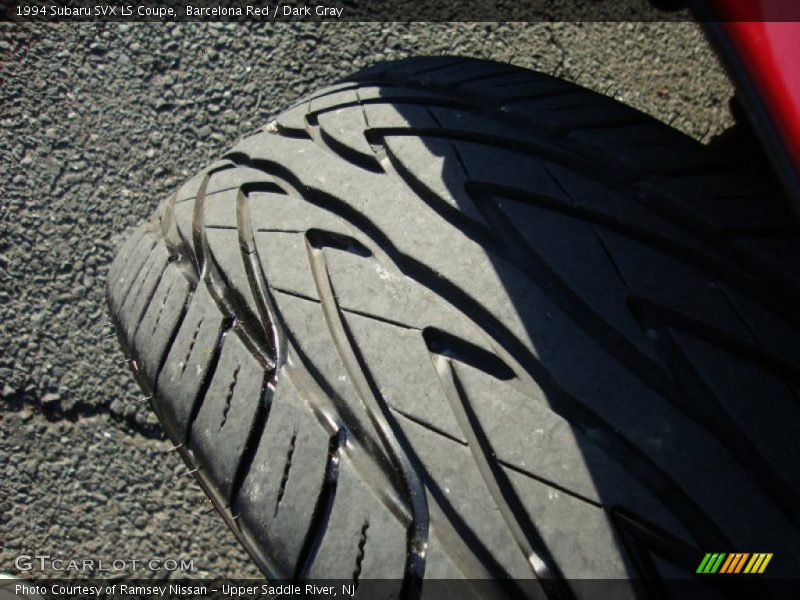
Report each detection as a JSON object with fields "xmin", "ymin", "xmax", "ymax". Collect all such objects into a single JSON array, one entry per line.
[{"xmin": 107, "ymin": 57, "xmax": 800, "ymax": 595}]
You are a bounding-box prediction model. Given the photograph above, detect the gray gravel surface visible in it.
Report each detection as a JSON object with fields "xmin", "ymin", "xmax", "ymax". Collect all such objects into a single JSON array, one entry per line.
[{"xmin": 1, "ymin": 21, "xmax": 733, "ymax": 578}]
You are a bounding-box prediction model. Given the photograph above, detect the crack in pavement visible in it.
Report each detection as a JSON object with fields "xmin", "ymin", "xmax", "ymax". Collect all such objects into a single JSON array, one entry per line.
[{"xmin": 3, "ymin": 389, "xmax": 164, "ymax": 440}]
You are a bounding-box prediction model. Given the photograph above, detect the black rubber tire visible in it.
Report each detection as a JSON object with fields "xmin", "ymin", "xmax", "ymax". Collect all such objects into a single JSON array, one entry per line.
[{"xmin": 106, "ymin": 57, "xmax": 800, "ymax": 594}]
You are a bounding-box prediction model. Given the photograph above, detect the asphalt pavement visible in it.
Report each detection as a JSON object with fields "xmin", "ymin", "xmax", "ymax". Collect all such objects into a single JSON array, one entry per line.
[{"xmin": 1, "ymin": 21, "xmax": 734, "ymax": 578}]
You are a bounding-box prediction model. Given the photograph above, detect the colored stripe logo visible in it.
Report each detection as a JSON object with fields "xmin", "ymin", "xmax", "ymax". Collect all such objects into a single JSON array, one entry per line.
[{"xmin": 696, "ymin": 553, "xmax": 773, "ymax": 574}]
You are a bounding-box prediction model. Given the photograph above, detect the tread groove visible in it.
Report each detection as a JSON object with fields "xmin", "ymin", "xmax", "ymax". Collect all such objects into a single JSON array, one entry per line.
[
  {"xmin": 185, "ymin": 318, "xmax": 234, "ymax": 444},
  {"xmin": 180, "ymin": 318, "xmax": 203, "ymax": 376},
  {"xmin": 429, "ymin": 352, "xmax": 569, "ymax": 595},
  {"xmin": 229, "ymin": 371, "xmax": 274, "ymax": 510},
  {"xmin": 236, "ymin": 185, "xmax": 283, "ymax": 363},
  {"xmin": 121, "ymin": 250, "xmax": 159, "ymax": 315},
  {"xmin": 352, "ymin": 519, "xmax": 370, "ymax": 590},
  {"xmin": 274, "ymin": 430, "xmax": 298, "ymax": 517},
  {"xmin": 305, "ymin": 112, "xmax": 384, "ymax": 174},
  {"xmin": 305, "ymin": 234, "xmax": 429, "ymax": 593},
  {"xmin": 192, "ymin": 172, "xmax": 275, "ymax": 369},
  {"xmin": 115, "ymin": 238, "xmax": 157, "ymax": 308},
  {"xmin": 130, "ymin": 261, "xmax": 170, "ymax": 340},
  {"xmin": 220, "ymin": 364, "xmax": 240, "ymax": 429},
  {"xmin": 294, "ymin": 428, "xmax": 345, "ymax": 580},
  {"xmin": 150, "ymin": 281, "xmax": 175, "ymax": 336}
]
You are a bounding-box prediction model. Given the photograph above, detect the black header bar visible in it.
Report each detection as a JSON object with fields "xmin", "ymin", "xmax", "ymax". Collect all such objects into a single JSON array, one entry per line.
[{"xmin": 5, "ymin": 0, "xmax": 800, "ymax": 23}]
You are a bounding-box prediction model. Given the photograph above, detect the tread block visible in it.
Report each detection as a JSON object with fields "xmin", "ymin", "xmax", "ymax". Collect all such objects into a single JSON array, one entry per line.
[
  {"xmin": 206, "ymin": 166, "xmax": 277, "ymax": 196},
  {"xmin": 504, "ymin": 466, "xmax": 635, "ymax": 584},
  {"xmin": 133, "ymin": 264, "xmax": 192, "ymax": 381},
  {"xmin": 356, "ymin": 85, "xmax": 457, "ymax": 104},
  {"xmin": 566, "ymin": 122, "xmax": 715, "ymax": 174},
  {"xmin": 397, "ymin": 413, "xmax": 536, "ymax": 580},
  {"xmin": 235, "ymin": 375, "xmax": 330, "ymax": 577},
  {"xmin": 276, "ymin": 100, "xmax": 309, "ymax": 134},
  {"xmin": 427, "ymin": 106, "xmax": 546, "ymax": 149},
  {"xmin": 191, "ymin": 332, "xmax": 266, "ymax": 502},
  {"xmin": 119, "ymin": 241, "xmax": 170, "ymax": 339},
  {"xmin": 363, "ymin": 101, "xmax": 439, "ymax": 129},
  {"xmin": 382, "ymin": 57, "xmax": 467, "ymax": 82},
  {"xmin": 306, "ymin": 458, "xmax": 406, "ymax": 583},
  {"xmin": 720, "ymin": 284, "xmax": 800, "ymax": 366},
  {"xmin": 254, "ymin": 231, "xmax": 319, "ymax": 299},
  {"xmin": 108, "ymin": 230, "xmax": 156, "ymax": 312},
  {"xmin": 598, "ymin": 230, "xmax": 755, "ymax": 340},
  {"xmin": 308, "ymin": 88, "xmax": 359, "ymax": 113},
  {"xmin": 247, "ymin": 190, "xmax": 353, "ymax": 234},
  {"xmin": 545, "ymin": 162, "xmax": 723, "ymax": 256},
  {"xmin": 107, "ymin": 224, "xmax": 147, "ymax": 295},
  {"xmin": 156, "ymin": 286, "xmax": 226, "ymax": 441},
  {"xmin": 728, "ymin": 235, "xmax": 800, "ymax": 296},
  {"xmin": 322, "ymin": 249, "xmax": 479, "ymax": 344},
  {"xmin": 464, "ymin": 71, "xmax": 572, "ymax": 99},
  {"xmin": 504, "ymin": 90, "xmax": 639, "ymax": 133},
  {"xmin": 175, "ymin": 171, "xmax": 206, "ymax": 202},
  {"xmin": 430, "ymin": 62, "xmax": 519, "ymax": 89},
  {"xmin": 451, "ymin": 138, "xmax": 565, "ymax": 197},
  {"xmin": 342, "ymin": 310, "xmax": 466, "ymax": 444},
  {"xmin": 203, "ymin": 188, "xmax": 239, "ymax": 229},
  {"xmin": 270, "ymin": 292, "xmax": 378, "ymax": 448}
]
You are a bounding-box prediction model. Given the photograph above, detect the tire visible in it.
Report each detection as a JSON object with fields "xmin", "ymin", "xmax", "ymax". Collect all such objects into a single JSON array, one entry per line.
[{"xmin": 106, "ymin": 57, "xmax": 800, "ymax": 595}]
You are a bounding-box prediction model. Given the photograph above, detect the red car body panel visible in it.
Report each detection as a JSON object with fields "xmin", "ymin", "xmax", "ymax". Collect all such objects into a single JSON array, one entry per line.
[
  {"xmin": 721, "ymin": 18, "xmax": 800, "ymax": 171},
  {"xmin": 699, "ymin": 0, "xmax": 800, "ymax": 208}
]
